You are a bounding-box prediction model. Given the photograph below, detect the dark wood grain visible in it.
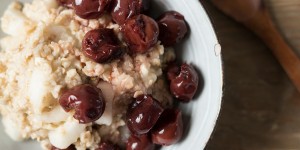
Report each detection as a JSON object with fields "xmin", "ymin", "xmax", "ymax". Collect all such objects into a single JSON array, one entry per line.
[
  {"xmin": 215, "ymin": 0, "xmax": 300, "ymax": 94},
  {"xmin": 267, "ymin": 0, "xmax": 300, "ymax": 56},
  {"xmin": 201, "ymin": 1, "xmax": 300, "ymax": 149}
]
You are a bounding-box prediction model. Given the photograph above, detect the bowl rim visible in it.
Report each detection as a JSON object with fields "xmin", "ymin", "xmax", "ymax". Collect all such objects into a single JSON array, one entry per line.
[{"xmin": 188, "ymin": 0, "xmax": 223, "ymax": 148}]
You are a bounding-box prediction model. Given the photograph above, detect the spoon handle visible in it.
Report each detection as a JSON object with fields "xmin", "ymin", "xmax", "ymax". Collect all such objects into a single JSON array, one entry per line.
[{"xmin": 244, "ymin": 7, "xmax": 300, "ymax": 92}]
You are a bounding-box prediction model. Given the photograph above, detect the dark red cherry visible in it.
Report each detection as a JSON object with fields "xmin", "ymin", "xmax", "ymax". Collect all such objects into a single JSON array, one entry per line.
[
  {"xmin": 122, "ymin": 15, "xmax": 159, "ymax": 53},
  {"xmin": 169, "ymin": 63, "xmax": 199, "ymax": 102},
  {"xmin": 111, "ymin": 0, "xmax": 149, "ymax": 25},
  {"xmin": 151, "ymin": 108, "xmax": 183, "ymax": 146},
  {"xmin": 74, "ymin": 0, "xmax": 111, "ymax": 19},
  {"xmin": 126, "ymin": 134, "xmax": 154, "ymax": 150},
  {"xmin": 157, "ymin": 11, "xmax": 188, "ymax": 46},
  {"xmin": 96, "ymin": 141, "xmax": 121, "ymax": 150},
  {"xmin": 82, "ymin": 28, "xmax": 125, "ymax": 63},
  {"xmin": 59, "ymin": 84, "xmax": 106, "ymax": 124},
  {"xmin": 126, "ymin": 95, "xmax": 164, "ymax": 134},
  {"xmin": 166, "ymin": 62, "xmax": 180, "ymax": 81}
]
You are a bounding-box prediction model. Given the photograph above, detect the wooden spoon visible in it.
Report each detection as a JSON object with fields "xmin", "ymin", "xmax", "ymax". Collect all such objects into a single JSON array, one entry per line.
[{"xmin": 211, "ymin": 0, "xmax": 300, "ymax": 93}]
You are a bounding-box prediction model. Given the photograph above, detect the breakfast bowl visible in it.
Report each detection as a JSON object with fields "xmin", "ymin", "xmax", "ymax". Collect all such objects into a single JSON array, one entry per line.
[{"xmin": 0, "ymin": 0, "xmax": 223, "ymax": 149}]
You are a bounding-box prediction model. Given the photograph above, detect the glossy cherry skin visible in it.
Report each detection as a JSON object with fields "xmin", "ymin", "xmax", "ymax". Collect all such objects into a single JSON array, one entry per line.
[
  {"xmin": 59, "ymin": 84, "xmax": 106, "ymax": 124},
  {"xmin": 111, "ymin": 0, "xmax": 149, "ymax": 25},
  {"xmin": 151, "ymin": 108, "xmax": 183, "ymax": 145},
  {"xmin": 51, "ymin": 145, "xmax": 76, "ymax": 150},
  {"xmin": 96, "ymin": 141, "xmax": 120, "ymax": 150},
  {"xmin": 57, "ymin": 0, "xmax": 74, "ymax": 8},
  {"xmin": 122, "ymin": 15, "xmax": 159, "ymax": 53},
  {"xmin": 82, "ymin": 28, "xmax": 125, "ymax": 63},
  {"xmin": 166, "ymin": 62, "xmax": 180, "ymax": 81},
  {"xmin": 169, "ymin": 63, "xmax": 199, "ymax": 102},
  {"xmin": 74, "ymin": 0, "xmax": 111, "ymax": 19},
  {"xmin": 157, "ymin": 11, "xmax": 188, "ymax": 46},
  {"xmin": 126, "ymin": 134, "xmax": 154, "ymax": 150},
  {"xmin": 126, "ymin": 95, "xmax": 164, "ymax": 134}
]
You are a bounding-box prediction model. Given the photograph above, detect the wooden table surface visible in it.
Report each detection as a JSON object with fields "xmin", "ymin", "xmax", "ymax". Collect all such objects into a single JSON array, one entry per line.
[{"xmin": 201, "ymin": 1, "xmax": 300, "ymax": 150}]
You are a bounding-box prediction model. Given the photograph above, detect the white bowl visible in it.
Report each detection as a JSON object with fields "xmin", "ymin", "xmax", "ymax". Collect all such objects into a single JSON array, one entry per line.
[{"xmin": 0, "ymin": 0, "xmax": 223, "ymax": 149}]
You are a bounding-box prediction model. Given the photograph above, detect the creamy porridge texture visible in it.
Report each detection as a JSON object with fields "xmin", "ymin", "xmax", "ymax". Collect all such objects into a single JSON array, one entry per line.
[{"xmin": 0, "ymin": 0, "xmax": 199, "ymax": 150}]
